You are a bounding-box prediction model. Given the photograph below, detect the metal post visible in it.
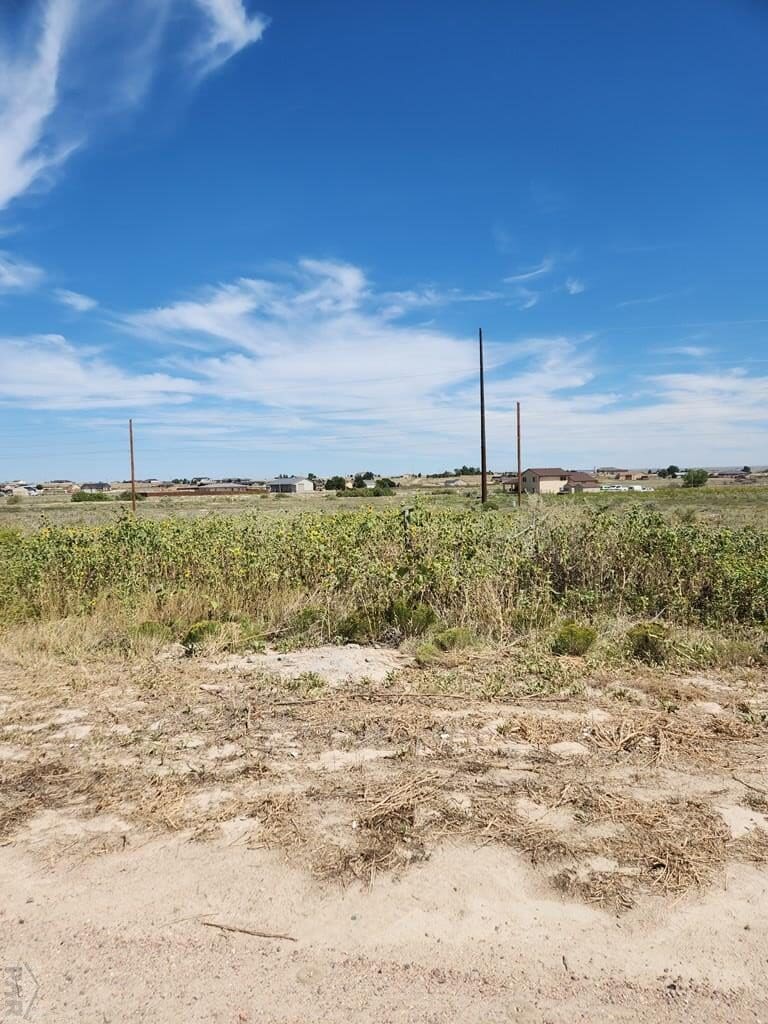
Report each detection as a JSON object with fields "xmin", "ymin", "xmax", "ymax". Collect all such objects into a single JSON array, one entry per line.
[
  {"xmin": 516, "ymin": 401, "xmax": 522, "ymax": 507},
  {"xmin": 129, "ymin": 418, "xmax": 137, "ymax": 515},
  {"xmin": 479, "ymin": 327, "xmax": 488, "ymax": 504}
]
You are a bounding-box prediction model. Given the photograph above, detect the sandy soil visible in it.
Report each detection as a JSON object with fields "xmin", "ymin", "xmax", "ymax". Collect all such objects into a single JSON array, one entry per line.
[
  {"xmin": 1, "ymin": 645, "xmax": 767, "ymax": 1021},
  {"xmin": 1, "ymin": 840, "xmax": 767, "ymax": 1022}
]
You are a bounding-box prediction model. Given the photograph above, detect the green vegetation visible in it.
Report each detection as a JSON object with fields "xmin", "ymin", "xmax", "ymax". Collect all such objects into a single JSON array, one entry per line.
[
  {"xmin": 682, "ymin": 468, "xmax": 709, "ymax": 488},
  {"xmin": 336, "ymin": 485, "xmax": 395, "ymax": 497},
  {"xmin": 325, "ymin": 476, "xmax": 346, "ymax": 490},
  {"xmin": 626, "ymin": 622, "xmax": 669, "ymax": 664},
  {"xmin": 72, "ymin": 490, "xmax": 111, "ymax": 502},
  {"xmin": 1, "ymin": 505, "xmax": 767, "ymax": 640},
  {"xmin": 181, "ymin": 620, "xmax": 221, "ymax": 655},
  {"xmin": 551, "ymin": 621, "xmax": 597, "ymax": 656}
]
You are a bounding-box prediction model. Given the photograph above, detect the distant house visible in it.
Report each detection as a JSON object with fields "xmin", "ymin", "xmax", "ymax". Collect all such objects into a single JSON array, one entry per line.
[
  {"xmin": 596, "ymin": 467, "xmax": 636, "ymax": 480},
  {"xmin": 521, "ymin": 468, "xmax": 569, "ymax": 495},
  {"xmin": 8, "ymin": 485, "xmax": 41, "ymax": 497},
  {"xmin": 80, "ymin": 482, "xmax": 111, "ymax": 493},
  {"xmin": 564, "ymin": 471, "xmax": 601, "ymax": 494},
  {"xmin": 266, "ymin": 477, "xmax": 314, "ymax": 494}
]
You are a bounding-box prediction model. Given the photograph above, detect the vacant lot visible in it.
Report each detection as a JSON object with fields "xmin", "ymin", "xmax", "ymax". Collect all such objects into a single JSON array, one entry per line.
[
  {"xmin": 1, "ymin": 503, "xmax": 767, "ymax": 1020},
  {"xmin": 1, "ymin": 640, "xmax": 767, "ymax": 1021}
]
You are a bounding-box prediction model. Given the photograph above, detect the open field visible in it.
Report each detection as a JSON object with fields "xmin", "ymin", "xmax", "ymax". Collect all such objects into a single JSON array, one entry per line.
[
  {"xmin": 3, "ymin": 483, "xmax": 768, "ymax": 531},
  {"xmin": 1, "ymin": 503, "xmax": 767, "ymax": 1019}
]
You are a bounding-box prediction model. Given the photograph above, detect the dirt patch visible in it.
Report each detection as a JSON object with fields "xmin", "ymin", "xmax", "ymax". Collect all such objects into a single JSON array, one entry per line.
[
  {"xmin": 0, "ymin": 655, "xmax": 767, "ymax": 917},
  {"xmin": 205, "ymin": 644, "xmax": 409, "ymax": 684}
]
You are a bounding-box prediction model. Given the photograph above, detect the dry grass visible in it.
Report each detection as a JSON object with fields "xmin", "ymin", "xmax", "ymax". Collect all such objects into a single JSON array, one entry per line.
[{"xmin": 1, "ymin": 642, "xmax": 767, "ymax": 911}]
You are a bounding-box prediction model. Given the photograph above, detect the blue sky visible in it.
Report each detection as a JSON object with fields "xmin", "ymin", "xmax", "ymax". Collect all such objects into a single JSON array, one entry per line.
[{"xmin": 1, "ymin": 0, "xmax": 767, "ymax": 481}]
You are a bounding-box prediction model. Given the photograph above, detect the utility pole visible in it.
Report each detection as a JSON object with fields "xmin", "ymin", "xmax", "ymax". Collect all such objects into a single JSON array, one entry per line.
[
  {"xmin": 516, "ymin": 401, "xmax": 523, "ymax": 507},
  {"xmin": 128, "ymin": 418, "xmax": 137, "ymax": 515},
  {"xmin": 479, "ymin": 327, "xmax": 488, "ymax": 504}
]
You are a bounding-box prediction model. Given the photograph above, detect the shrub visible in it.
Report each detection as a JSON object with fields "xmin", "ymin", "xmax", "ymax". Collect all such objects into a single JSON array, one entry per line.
[
  {"xmin": 72, "ymin": 490, "xmax": 111, "ymax": 502},
  {"xmin": 5, "ymin": 495, "xmax": 22, "ymax": 506},
  {"xmin": 336, "ymin": 609, "xmax": 377, "ymax": 642},
  {"xmin": 551, "ymin": 621, "xmax": 597, "ymax": 656},
  {"xmin": 325, "ymin": 476, "xmax": 346, "ymax": 490},
  {"xmin": 431, "ymin": 626, "xmax": 475, "ymax": 651},
  {"xmin": 117, "ymin": 490, "xmax": 145, "ymax": 502},
  {"xmin": 682, "ymin": 468, "xmax": 709, "ymax": 488},
  {"xmin": 181, "ymin": 620, "xmax": 221, "ymax": 655},
  {"xmin": 626, "ymin": 622, "xmax": 669, "ymax": 664},
  {"xmin": 388, "ymin": 598, "xmax": 437, "ymax": 635}
]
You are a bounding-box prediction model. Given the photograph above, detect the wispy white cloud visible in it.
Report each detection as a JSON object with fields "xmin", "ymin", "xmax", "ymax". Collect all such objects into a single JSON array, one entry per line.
[
  {"xmin": 53, "ymin": 287, "xmax": 97, "ymax": 312},
  {"xmin": 0, "ymin": 334, "xmax": 198, "ymax": 410},
  {"xmin": 3, "ymin": 259, "xmax": 767, "ymax": 471},
  {"xmin": 0, "ymin": 252, "xmax": 45, "ymax": 292},
  {"xmin": 565, "ymin": 277, "xmax": 585, "ymax": 295},
  {"xmin": 0, "ymin": 0, "xmax": 76, "ymax": 212},
  {"xmin": 0, "ymin": 0, "xmax": 270, "ymax": 212},
  {"xmin": 655, "ymin": 344, "xmax": 712, "ymax": 358},
  {"xmin": 503, "ymin": 257, "xmax": 554, "ymax": 283},
  {"xmin": 190, "ymin": 0, "xmax": 269, "ymax": 74},
  {"xmin": 615, "ymin": 291, "xmax": 681, "ymax": 309}
]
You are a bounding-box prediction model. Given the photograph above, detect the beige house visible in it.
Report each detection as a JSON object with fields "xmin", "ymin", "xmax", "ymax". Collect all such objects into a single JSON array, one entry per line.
[
  {"xmin": 521, "ymin": 468, "xmax": 601, "ymax": 495},
  {"xmin": 563, "ymin": 471, "xmax": 601, "ymax": 494},
  {"xmin": 521, "ymin": 468, "xmax": 568, "ymax": 494}
]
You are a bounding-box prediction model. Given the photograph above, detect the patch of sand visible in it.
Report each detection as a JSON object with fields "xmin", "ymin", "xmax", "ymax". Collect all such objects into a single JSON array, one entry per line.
[{"xmin": 206, "ymin": 644, "xmax": 409, "ymax": 684}]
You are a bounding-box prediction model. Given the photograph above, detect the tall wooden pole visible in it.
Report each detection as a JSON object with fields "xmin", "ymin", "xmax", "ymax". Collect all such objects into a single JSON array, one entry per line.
[
  {"xmin": 516, "ymin": 401, "xmax": 522, "ymax": 507},
  {"xmin": 479, "ymin": 327, "xmax": 488, "ymax": 504},
  {"xmin": 129, "ymin": 418, "xmax": 137, "ymax": 515}
]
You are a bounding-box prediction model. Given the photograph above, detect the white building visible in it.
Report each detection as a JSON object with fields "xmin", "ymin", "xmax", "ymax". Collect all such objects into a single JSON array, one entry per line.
[{"xmin": 266, "ymin": 477, "xmax": 315, "ymax": 494}]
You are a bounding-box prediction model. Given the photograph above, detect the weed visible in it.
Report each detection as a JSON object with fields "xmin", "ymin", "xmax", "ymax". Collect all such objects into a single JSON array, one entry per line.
[
  {"xmin": 181, "ymin": 620, "xmax": 221, "ymax": 655},
  {"xmin": 551, "ymin": 621, "xmax": 597, "ymax": 656},
  {"xmin": 626, "ymin": 622, "xmax": 669, "ymax": 664}
]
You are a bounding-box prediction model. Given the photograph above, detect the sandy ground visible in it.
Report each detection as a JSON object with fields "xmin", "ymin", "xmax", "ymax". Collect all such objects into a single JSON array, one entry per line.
[
  {"xmin": 1, "ymin": 644, "xmax": 767, "ymax": 1021},
  {"xmin": 1, "ymin": 840, "xmax": 767, "ymax": 1022}
]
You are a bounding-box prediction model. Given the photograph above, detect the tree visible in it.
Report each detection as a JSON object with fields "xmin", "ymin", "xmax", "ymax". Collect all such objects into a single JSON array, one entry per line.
[
  {"xmin": 362, "ymin": 471, "xmax": 375, "ymax": 480},
  {"xmin": 307, "ymin": 472, "xmax": 316, "ymax": 480},
  {"xmin": 378, "ymin": 478, "xmax": 396, "ymax": 489},
  {"xmin": 353, "ymin": 474, "xmax": 366, "ymax": 489},
  {"xmin": 682, "ymin": 468, "xmax": 708, "ymax": 488},
  {"xmin": 325, "ymin": 476, "xmax": 346, "ymax": 490},
  {"xmin": 657, "ymin": 468, "xmax": 668, "ymax": 478},
  {"xmin": 666, "ymin": 464, "xmax": 680, "ymax": 477},
  {"xmin": 742, "ymin": 466, "xmax": 752, "ymax": 475}
]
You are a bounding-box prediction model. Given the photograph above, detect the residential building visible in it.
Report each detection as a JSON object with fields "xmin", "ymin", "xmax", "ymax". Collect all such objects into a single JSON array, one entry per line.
[
  {"xmin": 563, "ymin": 471, "xmax": 601, "ymax": 494},
  {"xmin": 521, "ymin": 468, "xmax": 568, "ymax": 494},
  {"xmin": 80, "ymin": 482, "xmax": 111, "ymax": 493},
  {"xmin": 266, "ymin": 477, "xmax": 315, "ymax": 494}
]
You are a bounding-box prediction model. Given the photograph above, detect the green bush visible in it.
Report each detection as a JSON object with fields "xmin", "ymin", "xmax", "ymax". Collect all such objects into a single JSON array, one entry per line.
[
  {"xmin": 682, "ymin": 468, "xmax": 709, "ymax": 489},
  {"xmin": 336, "ymin": 609, "xmax": 378, "ymax": 642},
  {"xmin": 431, "ymin": 626, "xmax": 475, "ymax": 651},
  {"xmin": 388, "ymin": 598, "xmax": 437, "ymax": 635},
  {"xmin": 551, "ymin": 621, "xmax": 597, "ymax": 656},
  {"xmin": 626, "ymin": 622, "xmax": 668, "ymax": 664},
  {"xmin": 117, "ymin": 490, "xmax": 145, "ymax": 502},
  {"xmin": 181, "ymin": 620, "xmax": 221, "ymax": 655},
  {"xmin": 72, "ymin": 490, "xmax": 111, "ymax": 502}
]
